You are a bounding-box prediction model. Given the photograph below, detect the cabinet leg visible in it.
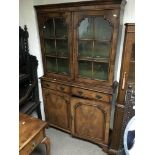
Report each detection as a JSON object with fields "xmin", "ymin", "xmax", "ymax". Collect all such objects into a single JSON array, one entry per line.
[{"xmin": 41, "ymin": 137, "xmax": 51, "ymax": 155}]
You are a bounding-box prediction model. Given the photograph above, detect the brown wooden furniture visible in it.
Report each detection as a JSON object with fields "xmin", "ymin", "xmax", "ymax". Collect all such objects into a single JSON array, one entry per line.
[
  {"xmin": 19, "ymin": 26, "xmax": 42, "ymax": 119},
  {"xmin": 19, "ymin": 113, "xmax": 50, "ymax": 155},
  {"xmin": 35, "ymin": 0, "xmax": 125, "ymax": 152},
  {"xmin": 109, "ymin": 23, "xmax": 135, "ymax": 155}
]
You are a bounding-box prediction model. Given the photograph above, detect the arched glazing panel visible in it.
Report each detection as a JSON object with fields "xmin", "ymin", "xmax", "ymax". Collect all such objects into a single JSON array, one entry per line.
[
  {"xmin": 43, "ymin": 18, "xmax": 70, "ymax": 75},
  {"xmin": 78, "ymin": 16, "xmax": 113, "ymax": 81}
]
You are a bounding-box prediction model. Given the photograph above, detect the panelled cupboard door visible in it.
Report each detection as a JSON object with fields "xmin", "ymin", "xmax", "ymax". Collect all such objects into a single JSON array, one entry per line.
[
  {"xmin": 73, "ymin": 10, "xmax": 120, "ymax": 86},
  {"xmin": 37, "ymin": 12, "xmax": 73, "ymax": 81},
  {"xmin": 42, "ymin": 88, "xmax": 70, "ymax": 132},
  {"xmin": 71, "ymin": 97, "xmax": 111, "ymax": 146}
]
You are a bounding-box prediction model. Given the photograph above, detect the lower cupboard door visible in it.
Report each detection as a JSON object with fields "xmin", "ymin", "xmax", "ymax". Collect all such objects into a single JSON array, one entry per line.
[
  {"xmin": 71, "ymin": 97, "xmax": 111, "ymax": 145},
  {"xmin": 42, "ymin": 88, "xmax": 70, "ymax": 131}
]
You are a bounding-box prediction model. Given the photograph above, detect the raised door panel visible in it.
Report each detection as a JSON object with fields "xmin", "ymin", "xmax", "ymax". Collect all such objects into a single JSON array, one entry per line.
[
  {"xmin": 73, "ymin": 10, "xmax": 120, "ymax": 86},
  {"xmin": 71, "ymin": 97, "xmax": 111, "ymax": 145},
  {"xmin": 42, "ymin": 88, "xmax": 70, "ymax": 132}
]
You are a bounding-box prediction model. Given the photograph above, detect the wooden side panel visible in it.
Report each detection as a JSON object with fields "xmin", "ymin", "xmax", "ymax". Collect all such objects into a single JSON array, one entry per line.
[
  {"xmin": 42, "ymin": 88, "xmax": 70, "ymax": 131},
  {"xmin": 71, "ymin": 97, "xmax": 111, "ymax": 145},
  {"xmin": 109, "ymin": 24, "xmax": 135, "ymax": 154}
]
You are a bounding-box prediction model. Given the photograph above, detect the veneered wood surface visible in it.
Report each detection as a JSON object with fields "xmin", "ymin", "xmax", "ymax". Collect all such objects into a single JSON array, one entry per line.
[
  {"xmin": 71, "ymin": 97, "xmax": 111, "ymax": 145},
  {"xmin": 109, "ymin": 23, "xmax": 135, "ymax": 154},
  {"xmin": 117, "ymin": 24, "xmax": 135, "ymax": 105},
  {"xmin": 19, "ymin": 113, "xmax": 47, "ymax": 151},
  {"xmin": 36, "ymin": 2, "xmax": 122, "ymax": 87},
  {"xmin": 42, "ymin": 89, "xmax": 70, "ymax": 131},
  {"xmin": 35, "ymin": 0, "xmax": 125, "ymax": 151}
]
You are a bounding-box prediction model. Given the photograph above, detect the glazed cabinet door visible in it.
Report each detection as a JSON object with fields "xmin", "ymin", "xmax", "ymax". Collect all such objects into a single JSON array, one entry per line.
[
  {"xmin": 37, "ymin": 12, "xmax": 73, "ymax": 81},
  {"xmin": 42, "ymin": 88, "xmax": 70, "ymax": 132},
  {"xmin": 73, "ymin": 10, "xmax": 120, "ymax": 86},
  {"xmin": 71, "ymin": 97, "xmax": 111, "ymax": 146}
]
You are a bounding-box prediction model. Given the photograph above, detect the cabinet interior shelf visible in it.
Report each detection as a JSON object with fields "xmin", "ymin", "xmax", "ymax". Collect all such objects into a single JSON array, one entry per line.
[
  {"xmin": 47, "ymin": 71, "xmax": 69, "ymax": 75},
  {"xmin": 79, "ymin": 38, "xmax": 111, "ymax": 43},
  {"xmin": 44, "ymin": 37, "xmax": 68, "ymax": 40},
  {"xmin": 45, "ymin": 55, "xmax": 69, "ymax": 59},
  {"xmin": 78, "ymin": 57, "xmax": 109, "ymax": 63}
]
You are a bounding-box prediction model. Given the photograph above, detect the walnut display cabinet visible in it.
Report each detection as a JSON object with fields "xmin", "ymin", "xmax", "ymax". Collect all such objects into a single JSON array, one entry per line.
[
  {"xmin": 35, "ymin": 0, "xmax": 125, "ymax": 152},
  {"xmin": 109, "ymin": 23, "xmax": 135, "ymax": 155}
]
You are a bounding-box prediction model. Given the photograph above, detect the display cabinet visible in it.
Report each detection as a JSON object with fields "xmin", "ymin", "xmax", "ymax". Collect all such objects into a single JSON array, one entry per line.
[
  {"xmin": 35, "ymin": 0, "xmax": 125, "ymax": 152},
  {"xmin": 109, "ymin": 23, "xmax": 135, "ymax": 155}
]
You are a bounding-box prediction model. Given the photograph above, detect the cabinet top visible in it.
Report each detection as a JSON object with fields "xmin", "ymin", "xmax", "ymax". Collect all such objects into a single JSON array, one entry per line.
[{"xmin": 35, "ymin": 0, "xmax": 126, "ymax": 10}]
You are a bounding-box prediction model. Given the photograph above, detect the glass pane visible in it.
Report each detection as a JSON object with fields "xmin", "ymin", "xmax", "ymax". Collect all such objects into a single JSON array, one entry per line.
[
  {"xmin": 128, "ymin": 44, "xmax": 135, "ymax": 84},
  {"xmin": 55, "ymin": 18, "xmax": 68, "ymax": 38},
  {"xmin": 57, "ymin": 58, "xmax": 69, "ymax": 74},
  {"xmin": 56, "ymin": 39, "xmax": 69, "ymax": 57},
  {"xmin": 44, "ymin": 39, "xmax": 56, "ymax": 55},
  {"xmin": 46, "ymin": 57, "xmax": 57, "ymax": 72},
  {"xmin": 43, "ymin": 19, "xmax": 54, "ymax": 38},
  {"xmin": 131, "ymin": 44, "xmax": 135, "ymax": 61},
  {"xmin": 78, "ymin": 61, "xmax": 92, "ymax": 78},
  {"xmin": 78, "ymin": 40, "xmax": 93, "ymax": 58},
  {"xmin": 94, "ymin": 17, "xmax": 112, "ymax": 40},
  {"xmin": 93, "ymin": 62, "xmax": 109, "ymax": 80},
  {"xmin": 93, "ymin": 41, "xmax": 110, "ymax": 58},
  {"xmin": 128, "ymin": 62, "xmax": 135, "ymax": 84},
  {"xmin": 79, "ymin": 18, "xmax": 94, "ymax": 39}
]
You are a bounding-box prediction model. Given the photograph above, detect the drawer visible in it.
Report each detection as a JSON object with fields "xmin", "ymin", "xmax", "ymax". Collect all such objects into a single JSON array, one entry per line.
[
  {"xmin": 57, "ymin": 84, "xmax": 70, "ymax": 93},
  {"xmin": 20, "ymin": 130, "xmax": 44, "ymax": 155},
  {"xmin": 41, "ymin": 81, "xmax": 57, "ymax": 90},
  {"xmin": 71, "ymin": 87, "xmax": 111, "ymax": 103}
]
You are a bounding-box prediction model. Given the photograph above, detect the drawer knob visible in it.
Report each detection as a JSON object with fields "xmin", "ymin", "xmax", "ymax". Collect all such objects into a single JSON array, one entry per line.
[
  {"xmin": 78, "ymin": 91, "xmax": 83, "ymax": 95},
  {"xmin": 96, "ymin": 95, "xmax": 102, "ymax": 99},
  {"xmin": 60, "ymin": 86, "xmax": 65, "ymax": 91},
  {"xmin": 45, "ymin": 83, "xmax": 50, "ymax": 87},
  {"xmin": 32, "ymin": 142, "xmax": 36, "ymax": 148}
]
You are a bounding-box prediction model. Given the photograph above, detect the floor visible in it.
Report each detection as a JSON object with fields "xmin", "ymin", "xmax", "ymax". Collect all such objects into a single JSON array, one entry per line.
[{"xmin": 31, "ymin": 127, "xmax": 107, "ymax": 155}]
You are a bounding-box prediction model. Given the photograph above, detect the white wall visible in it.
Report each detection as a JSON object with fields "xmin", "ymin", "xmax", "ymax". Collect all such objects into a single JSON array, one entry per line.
[
  {"xmin": 19, "ymin": 0, "xmax": 43, "ymax": 77},
  {"xmin": 19, "ymin": 0, "xmax": 45, "ymax": 118},
  {"xmin": 33, "ymin": 0, "xmax": 93, "ymax": 5},
  {"xmin": 19, "ymin": 0, "xmax": 135, "ymax": 120}
]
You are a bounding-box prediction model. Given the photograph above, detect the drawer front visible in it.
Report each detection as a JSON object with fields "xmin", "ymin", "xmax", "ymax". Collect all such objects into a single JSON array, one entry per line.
[
  {"xmin": 57, "ymin": 84, "xmax": 70, "ymax": 93},
  {"xmin": 41, "ymin": 80, "xmax": 57, "ymax": 90},
  {"xmin": 20, "ymin": 130, "xmax": 44, "ymax": 155},
  {"xmin": 71, "ymin": 87, "xmax": 111, "ymax": 103},
  {"xmin": 41, "ymin": 80, "xmax": 70, "ymax": 94}
]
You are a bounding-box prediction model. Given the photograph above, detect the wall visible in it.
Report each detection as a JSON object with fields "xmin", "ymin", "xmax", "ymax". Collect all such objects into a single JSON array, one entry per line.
[
  {"xmin": 19, "ymin": 0, "xmax": 135, "ymax": 120},
  {"xmin": 33, "ymin": 0, "xmax": 92, "ymax": 5},
  {"xmin": 19, "ymin": 0, "xmax": 45, "ymax": 119}
]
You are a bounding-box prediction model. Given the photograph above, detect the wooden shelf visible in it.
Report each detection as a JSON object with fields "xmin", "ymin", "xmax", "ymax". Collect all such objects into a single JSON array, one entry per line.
[
  {"xmin": 79, "ymin": 38, "xmax": 111, "ymax": 43},
  {"xmin": 78, "ymin": 57, "xmax": 109, "ymax": 63},
  {"xmin": 44, "ymin": 37, "xmax": 68, "ymax": 40},
  {"xmin": 45, "ymin": 54, "xmax": 69, "ymax": 59}
]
